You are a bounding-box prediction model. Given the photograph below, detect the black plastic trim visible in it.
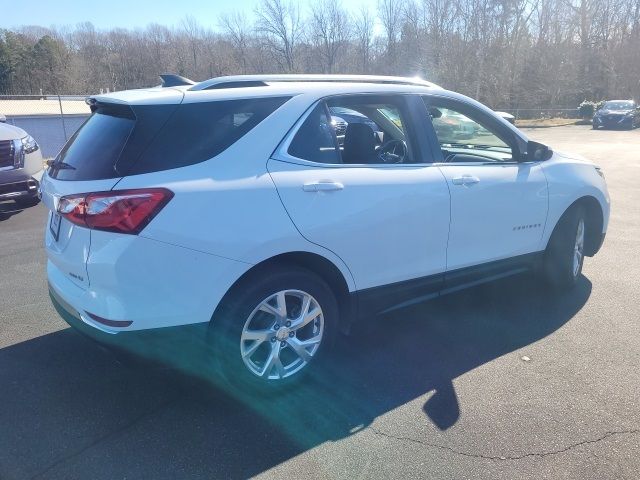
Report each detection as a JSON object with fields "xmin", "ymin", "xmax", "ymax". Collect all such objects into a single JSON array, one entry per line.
[
  {"xmin": 356, "ymin": 273, "xmax": 444, "ymax": 318},
  {"xmin": 204, "ymin": 81, "xmax": 267, "ymax": 89},
  {"xmin": 353, "ymin": 252, "xmax": 541, "ymax": 319}
]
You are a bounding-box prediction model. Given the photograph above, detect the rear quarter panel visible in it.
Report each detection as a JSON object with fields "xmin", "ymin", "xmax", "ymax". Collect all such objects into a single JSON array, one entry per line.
[
  {"xmin": 84, "ymin": 232, "xmax": 249, "ymax": 330},
  {"xmin": 112, "ymin": 93, "xmax": 356, "ymax": 294}
]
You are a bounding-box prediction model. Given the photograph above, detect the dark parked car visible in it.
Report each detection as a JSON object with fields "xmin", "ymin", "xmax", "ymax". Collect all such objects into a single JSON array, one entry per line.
[
  {"xmin": 592, "ymin": 100, "xmax": 640, "ymax": 130},
  {"xmin": 329, "ymin": 106, "xmax": 382, "ymax": 145}
]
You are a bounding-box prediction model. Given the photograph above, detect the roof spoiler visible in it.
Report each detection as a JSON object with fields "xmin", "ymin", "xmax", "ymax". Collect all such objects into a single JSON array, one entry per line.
[{"xmin": 159, "ymin": 74, "xmax": 195, "ymax": 87}]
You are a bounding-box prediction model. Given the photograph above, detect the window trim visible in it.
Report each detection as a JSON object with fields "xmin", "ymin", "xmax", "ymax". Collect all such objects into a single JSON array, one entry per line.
[
  {"xmin": 273, "ymin": 93, "xmax": 434, "ymax": 168},
  {"xmin": 322, "ymin": 102, "xmax": 342, "ymax": 154}
]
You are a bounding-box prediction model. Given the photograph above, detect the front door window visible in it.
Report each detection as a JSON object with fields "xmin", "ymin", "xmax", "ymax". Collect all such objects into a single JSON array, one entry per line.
[{"xmin": 425, "ymin": 100, "xmax": 514, "ymax": 163}]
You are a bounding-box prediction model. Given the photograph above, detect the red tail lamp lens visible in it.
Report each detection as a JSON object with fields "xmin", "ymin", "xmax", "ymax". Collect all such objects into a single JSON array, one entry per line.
[{"xmin": 57, "ymin": 188, "xmax": 173, "ymax": 234}]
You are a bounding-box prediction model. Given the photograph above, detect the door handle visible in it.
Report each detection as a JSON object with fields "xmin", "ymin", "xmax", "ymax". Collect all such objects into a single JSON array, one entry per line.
[
  {"xmin": 451, "ymin": 175, "xmax": 480, "ymax": 186},
  {"xmin": 302, "ymin": 181, "xmax": 344, "ymax": 192}
]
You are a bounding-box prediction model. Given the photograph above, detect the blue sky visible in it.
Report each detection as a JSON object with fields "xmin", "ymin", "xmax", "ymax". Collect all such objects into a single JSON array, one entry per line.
[{"xmin": 3, "ymin": 0, "xmax": 379, "ymax": 31}]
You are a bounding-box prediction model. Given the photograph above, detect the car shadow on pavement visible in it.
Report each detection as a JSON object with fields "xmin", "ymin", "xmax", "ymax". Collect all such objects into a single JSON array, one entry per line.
[
  {"xmin": 0, "ymin": 274, "xmax": 591, "ymax": 479},
  {"xmin": 0, "ymin": 202, "xmax": 27, "ymax": 221}
]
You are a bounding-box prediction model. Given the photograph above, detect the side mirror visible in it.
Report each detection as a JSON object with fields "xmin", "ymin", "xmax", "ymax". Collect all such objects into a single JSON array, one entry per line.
[{"xmin": 525, "ymin": 140, "xmax": 553, "ymax": 162}]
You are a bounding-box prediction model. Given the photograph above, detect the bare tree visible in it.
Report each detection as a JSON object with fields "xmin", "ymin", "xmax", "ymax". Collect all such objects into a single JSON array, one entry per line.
[
  {"xmin": 255, "ymin": 0, "xmax": 303, "ymax": 72},
  {"xmin": 181, "ymin": 15, "xmax": 202, "ymax": 73},
  {"xmin": 4, "ymin": 0, "xmax": 640, "ymax": 108},
  {"xmin": 220, "ymin": 11, "xmax": 251, "ymax": 74},
  {"xmin": 354, "ymin": 6, "xmax": 375, "ymax": 73},
  {"xmin": 309, "ymin": 0, "xmax": 352, "ymax": 73},
  {"xmin": 378, "ymin": 0, "xmax": 404, "ymax": 67}
]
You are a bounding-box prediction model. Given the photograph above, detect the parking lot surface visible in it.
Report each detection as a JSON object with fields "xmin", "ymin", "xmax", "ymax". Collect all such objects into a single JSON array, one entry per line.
[{"xmin": 0, "ymin": 125, "xmax": 638, "ymax": 479}]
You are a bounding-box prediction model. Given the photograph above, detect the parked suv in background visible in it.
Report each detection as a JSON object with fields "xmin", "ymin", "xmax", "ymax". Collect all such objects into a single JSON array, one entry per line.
[
  {"xmin": 0, "ymin": 121, "xmax": 43, "ymax": 209},
  {"xmin": 42, "ymin": 74, "xmax": 609, "ymax": 390},
  {"xmin": 593, "ymin": 100, "xmax": 639, "ymax": 129}
]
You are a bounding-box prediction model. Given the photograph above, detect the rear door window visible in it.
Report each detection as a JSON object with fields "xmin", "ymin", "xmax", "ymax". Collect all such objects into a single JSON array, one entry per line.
[
  {"xmin": 288, "ymin": 104, "xmax": 341, "ymax": 164},
  {"xmin": 50, "ymin": 97, "xmax": 290, "ymax": 180},
  {"xmin": 287, "ymin": 96, "xmax": 424, "ymax": 165}
]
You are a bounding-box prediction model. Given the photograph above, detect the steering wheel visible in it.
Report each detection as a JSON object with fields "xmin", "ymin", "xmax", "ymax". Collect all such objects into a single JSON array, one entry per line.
[{"xmin": 376, "ymin": 139, "xmax": 407, "ymax": 164}]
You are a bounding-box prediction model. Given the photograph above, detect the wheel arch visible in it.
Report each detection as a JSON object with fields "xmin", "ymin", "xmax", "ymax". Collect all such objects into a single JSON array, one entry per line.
[
  {"xmin": 212, "ymin": 251, "xmax": 355, "ymax": 334},
  {"xmin": 546, "ymin": 195, "xmax": 604, "ymax": 257}
]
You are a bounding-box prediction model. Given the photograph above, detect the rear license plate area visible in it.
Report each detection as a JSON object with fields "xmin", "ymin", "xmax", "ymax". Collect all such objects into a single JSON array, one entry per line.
[{"xmin": 50, "ymin": 212, "xmax": 61, "ymax": 241}]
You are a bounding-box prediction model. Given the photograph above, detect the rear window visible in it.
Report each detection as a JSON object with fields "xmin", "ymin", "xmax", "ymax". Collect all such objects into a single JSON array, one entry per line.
[
  {"xmin": 49, "ymin": 104, "xmax": 137, "ymax": 180},
  {"xmin": 50, "ymin": 97, "xmax": 290, "ymax": 180}
]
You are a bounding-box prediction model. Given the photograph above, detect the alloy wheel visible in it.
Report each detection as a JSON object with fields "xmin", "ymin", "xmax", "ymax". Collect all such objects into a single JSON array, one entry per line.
[{"xmin": 240, "ymin": 289, "xmax": 324, "ymax": 380}]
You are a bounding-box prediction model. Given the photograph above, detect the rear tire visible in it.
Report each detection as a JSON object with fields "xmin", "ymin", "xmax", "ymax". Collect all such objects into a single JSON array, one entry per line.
[
  {"xmin": 208, "ymin": 266, "xmax": 338, "ymax": 392},
  {"xmin": 542, "ymin": 206, "xmax": 586, "ymax": 290}
]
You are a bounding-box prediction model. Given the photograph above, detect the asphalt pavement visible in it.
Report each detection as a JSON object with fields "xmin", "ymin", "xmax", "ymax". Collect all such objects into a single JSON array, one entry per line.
[{"xmin": 0, "ymin": 125, "xmax": 638, "ymax": 479}]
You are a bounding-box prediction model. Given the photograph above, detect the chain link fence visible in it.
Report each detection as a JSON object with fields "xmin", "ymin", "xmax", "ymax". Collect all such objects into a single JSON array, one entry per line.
[{"xmin": 0, "ymin": 95, "xmax": 91, "ymax": 159}]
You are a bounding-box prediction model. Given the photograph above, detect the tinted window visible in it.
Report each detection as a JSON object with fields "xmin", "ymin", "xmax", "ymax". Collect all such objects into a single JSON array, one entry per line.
[
  {"xmin": 130, "ymin": 97, "xmax": 289, "ymax": 175},
  {"xmin": 49, "ymin": 104, "xmax": 137, "ymax": 180},
  {"xmin": 288, "ymin": 104, "xmax": 341, "ymax": 164},
  {"xmin": 50, "ymin": 97, "xmax": 290, "ymax": 180},
  {"xmin": 289, "ymin": 97, "xmax": 423, "ymax": 165},
  {"xmin": 326, "ymin": 96, "xmax": 418, "ymax": 164}
]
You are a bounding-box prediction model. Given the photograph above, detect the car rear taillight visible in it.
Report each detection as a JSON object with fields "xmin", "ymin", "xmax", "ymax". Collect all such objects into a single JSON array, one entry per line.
[{"xmin": 57, "ymin": 188, "xmax": 173, "ymax": 234}]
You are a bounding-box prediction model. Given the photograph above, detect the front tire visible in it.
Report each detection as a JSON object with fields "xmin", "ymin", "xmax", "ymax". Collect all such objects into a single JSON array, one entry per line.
[
  {"xmin": 209, "ymin": 266, "xmax": 338, "ymax": 391},
  {"xmin": 542, "ymin": 206, "xmax": 586, "ymax": 290}
]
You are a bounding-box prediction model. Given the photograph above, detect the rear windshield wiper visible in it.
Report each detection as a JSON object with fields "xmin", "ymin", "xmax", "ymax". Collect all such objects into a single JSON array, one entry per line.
[{"xmin": 46, "ymin": 159, "xmax": 76, "ymax": 170}]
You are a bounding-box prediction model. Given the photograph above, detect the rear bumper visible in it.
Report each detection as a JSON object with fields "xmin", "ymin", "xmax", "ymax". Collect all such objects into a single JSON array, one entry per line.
[
  {"xmin": 49, "ymin": 284, "xmax": 209, "ymax": 366},
  {"xmin": 45, "ymin": 230, "xmax": 248, "ymax": 332}
]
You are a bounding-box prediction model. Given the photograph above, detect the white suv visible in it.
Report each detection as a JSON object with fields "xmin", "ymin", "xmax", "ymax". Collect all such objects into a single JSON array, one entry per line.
[{"xmin": 42, "ymin": 75, "xmax": 609, "ymax": 388}]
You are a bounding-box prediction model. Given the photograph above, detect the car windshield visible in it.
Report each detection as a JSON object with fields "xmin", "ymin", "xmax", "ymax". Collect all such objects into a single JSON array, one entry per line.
[{"xmin": 602, "ymin": 101, "xmax": 634, "ymax": 110}]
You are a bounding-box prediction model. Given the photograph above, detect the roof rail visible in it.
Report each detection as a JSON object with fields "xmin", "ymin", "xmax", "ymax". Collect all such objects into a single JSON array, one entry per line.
[
  {"xmin": 159, "ymin": 74, "xmax": 195, "ymax": 87},
  {"xmin": 189, "ymin": 74, "xmax": 440, "ymax": 91}
]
